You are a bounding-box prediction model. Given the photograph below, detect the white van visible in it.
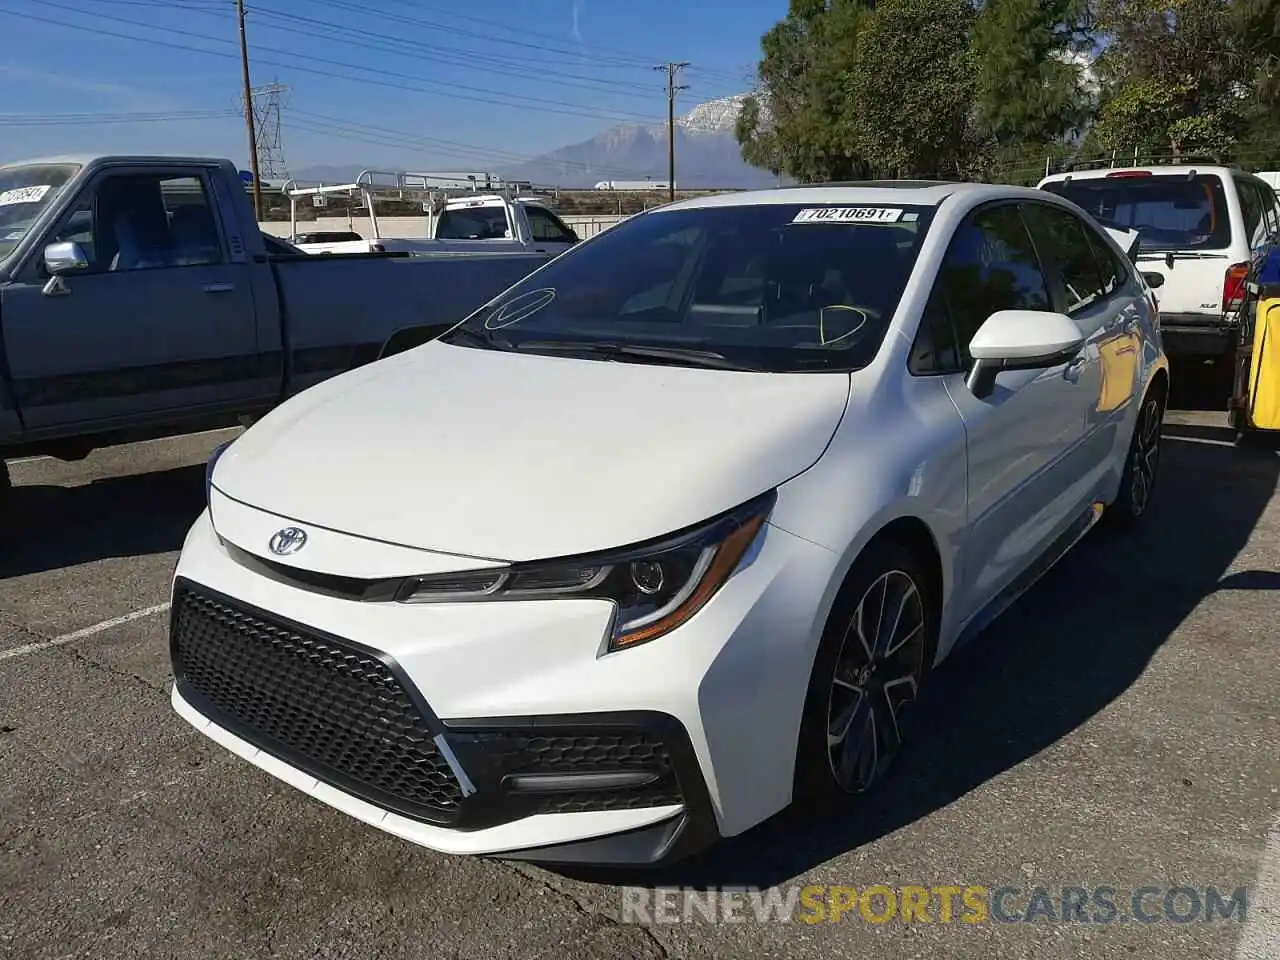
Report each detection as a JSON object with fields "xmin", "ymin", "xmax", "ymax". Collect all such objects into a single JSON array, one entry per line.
[{"xmin": 1038, "ymin": 165, "xmax": 1280, "ymax": 359}]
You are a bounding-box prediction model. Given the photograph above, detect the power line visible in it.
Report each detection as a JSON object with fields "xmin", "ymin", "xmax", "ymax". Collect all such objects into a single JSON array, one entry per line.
[
  {"xmin": 12, "ymin": 2, "xmax": 665, "ymax": 125},
  {"xmin": 0, "ymin": 109, "xmax": 239, "ymax": 125},
  {"xmin": 656, "ymin": 62, "xmax": 690, "ymax": 202}
]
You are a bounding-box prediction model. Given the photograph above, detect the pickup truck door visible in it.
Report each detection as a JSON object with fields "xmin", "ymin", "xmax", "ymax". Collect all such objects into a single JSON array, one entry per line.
[
  {"xmin": 0, "ymin": 168, "xmax": 265, "ymax": 431},
  {"xmin": 522, "ymin": 205, "xmax": 579, "ymax": 254}
]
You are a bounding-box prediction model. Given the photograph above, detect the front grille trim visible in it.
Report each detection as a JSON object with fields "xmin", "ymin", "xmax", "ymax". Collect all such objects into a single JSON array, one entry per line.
[{"xmin": 170, "ymin": 577, "xmax": 466, "ymax": 826}]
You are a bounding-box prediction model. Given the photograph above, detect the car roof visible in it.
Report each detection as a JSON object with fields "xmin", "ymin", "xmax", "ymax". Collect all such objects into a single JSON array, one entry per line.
[
  {"xmin": 656, "ymin": 181, "xmax": 1049, "ymax": 212},
  {"xmin": 1039, "ymin": 164, "xmax": 1252, "ymax": 183}
]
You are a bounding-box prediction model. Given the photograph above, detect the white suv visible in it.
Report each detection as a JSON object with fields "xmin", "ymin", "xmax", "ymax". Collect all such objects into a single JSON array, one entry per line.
[{"xmin": 1039, "ymin": 165, "xmax": 1280, "ymax": 360}]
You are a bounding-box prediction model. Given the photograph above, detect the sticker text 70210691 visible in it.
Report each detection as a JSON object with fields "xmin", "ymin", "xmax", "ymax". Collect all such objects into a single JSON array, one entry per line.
[{"xmin": 791, "ymin": 206, "xmax": 904, "ymax": 225}]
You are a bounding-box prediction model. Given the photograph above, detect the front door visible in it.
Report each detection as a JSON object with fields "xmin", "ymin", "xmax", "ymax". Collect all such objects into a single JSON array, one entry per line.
[
  {"xmin": 935, "ymin": 203, "xmax": 1095, "ymax": 625},
  {"xmin": 1, "ymin": 169, "xmax": 261, "ymax": 431}
]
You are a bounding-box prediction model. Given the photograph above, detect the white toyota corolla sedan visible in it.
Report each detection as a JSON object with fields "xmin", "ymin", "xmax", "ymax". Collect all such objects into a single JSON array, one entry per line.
[{"xmin": 173, "ymin": 182, "xmax": 1169, "ymax": 867}]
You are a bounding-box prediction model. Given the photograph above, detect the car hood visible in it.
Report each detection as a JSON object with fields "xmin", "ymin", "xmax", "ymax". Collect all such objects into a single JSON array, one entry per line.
[{"xmin": 212, "ymin": 341, "xmax": 851, "ymax": 563}]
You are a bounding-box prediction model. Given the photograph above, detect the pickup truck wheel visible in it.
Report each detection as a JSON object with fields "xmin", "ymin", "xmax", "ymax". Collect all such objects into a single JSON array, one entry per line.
[{"xmin": 0, "ymin": 461, "xmax": 11, "ymax": 530}]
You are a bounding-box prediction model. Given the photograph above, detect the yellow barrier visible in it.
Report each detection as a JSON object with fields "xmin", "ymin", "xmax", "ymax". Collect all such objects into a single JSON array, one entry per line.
[{"xmin": 1247, "ymin": 296, "xmax": 1280, "ymax": 430}]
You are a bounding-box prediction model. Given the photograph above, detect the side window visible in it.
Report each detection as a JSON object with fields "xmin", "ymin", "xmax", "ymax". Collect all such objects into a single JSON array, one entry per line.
[
  {"xmin": 908, "ymin": 288, "xmax": 961, "ymax": 375},
  {"xmin": 1258, "ymin": 183, "xmax": 1280, "ymax": 241},
  {"xmin": 1021, "ymin": 203, "xmax": 1108, "ymax": 313},
  {"xmin": 1236, "ymin": 179, "xmax": 1265, "ymax": 247},
  {"xmin": 48, "ymin": 172, "xmax": 223, "ymax": 273},
  {"xmin": 525, "ymin": 206, "xmax": 577, "ymax": 243},
  {"xmin": 937, "ymin": 204, "xmax": 1052, "ymax": 367}
]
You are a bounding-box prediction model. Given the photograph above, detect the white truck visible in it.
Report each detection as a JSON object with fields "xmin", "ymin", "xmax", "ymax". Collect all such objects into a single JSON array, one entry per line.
[{"xmin": 282, "ymin": 170, "xmax": 582, "ymax": 257}]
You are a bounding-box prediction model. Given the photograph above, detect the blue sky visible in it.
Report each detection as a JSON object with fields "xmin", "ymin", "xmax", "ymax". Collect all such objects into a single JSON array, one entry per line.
[{"xmin": 1, "ymin": 0, "xmax": 782, "ymax": 175}]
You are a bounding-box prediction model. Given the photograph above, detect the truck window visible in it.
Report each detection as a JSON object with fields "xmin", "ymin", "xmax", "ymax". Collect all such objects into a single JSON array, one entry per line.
[
  {"xmin": 49, "ymin": 172, "xmax": 224, "ymax": 273},
  {"xmin": 1041, "ymin": 173, "xmax": 1231, "ymax": 252},
  {"xmin": 0, "ymin": 162, "xmax": 79, "ymax": 260},
  {"xmin": 435, "ymin": 207, "xmax": 509, "ymax": 240},
  {"xmin": 1235, "ymin": 177, "xmax": 1265, "ymax": 247},
  {"xmin": 525, "ymin": 206, "xmax": 578, "ymax": 243}
]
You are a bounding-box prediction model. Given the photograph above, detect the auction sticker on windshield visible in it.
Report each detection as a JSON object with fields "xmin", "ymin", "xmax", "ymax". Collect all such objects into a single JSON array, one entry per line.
[
  {"xmin": 792, "ymin": 206, "xmax": 903, "ymax": 224},
  {"xmin": 0, "ymin": 185, "xmax": 51, "ymax": 206}
]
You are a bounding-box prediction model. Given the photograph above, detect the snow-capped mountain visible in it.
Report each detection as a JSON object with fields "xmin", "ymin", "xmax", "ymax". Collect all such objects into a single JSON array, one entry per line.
[
  {"xmin": 677, "ymin": 94, "xmax": 751, "ymax": 135},
  {"xmin": 293, "ymin": 95, "xmax": 779, "ymax": 190},
  {"xmin": 502, "ymin": 93, "xmax": 779, "ymax": 189}
]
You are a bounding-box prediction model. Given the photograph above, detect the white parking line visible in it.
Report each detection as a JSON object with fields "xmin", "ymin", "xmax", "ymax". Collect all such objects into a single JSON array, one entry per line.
[
  {"xmin": 1237, "ymin": 814, "xmax": 1280, "ymax": 959},
  {"xmin": 0, "ymin": 603, "xmax": 171, "ymax": 662}
]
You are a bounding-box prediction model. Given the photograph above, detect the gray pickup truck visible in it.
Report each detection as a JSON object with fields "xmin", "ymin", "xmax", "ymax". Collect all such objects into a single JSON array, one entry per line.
[{"xmin": 0, "ymin": 154, "xmax": 552, "ymax": 512}]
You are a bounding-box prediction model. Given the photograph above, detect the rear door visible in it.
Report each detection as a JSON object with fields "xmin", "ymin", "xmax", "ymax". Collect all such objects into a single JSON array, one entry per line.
[
  {"xmin": 1041, "ymin": 172, "xmax": 1234, "ymax": 318},
  {"xmin": 0, "ymin": 167, "xmax": 262, "ymax": 431},
  {"xmin": 929, "ymin": 202, "xmax": 1095, "ymax": 625}
]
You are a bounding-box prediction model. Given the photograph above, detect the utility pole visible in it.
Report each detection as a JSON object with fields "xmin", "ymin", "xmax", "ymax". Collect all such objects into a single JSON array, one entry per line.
[
  {"xmin": 654, "ymin": 62, "xmax": 689, "ymax": 203},
  {"xmin": 237, "ymin": 0, "xmax": 263, "ymax": 220}
]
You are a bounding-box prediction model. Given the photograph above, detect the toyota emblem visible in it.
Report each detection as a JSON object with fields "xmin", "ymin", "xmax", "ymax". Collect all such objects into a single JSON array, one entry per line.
[{"xmin": 268, "ymin": 527, "xmax": 308, "ymax": 556}]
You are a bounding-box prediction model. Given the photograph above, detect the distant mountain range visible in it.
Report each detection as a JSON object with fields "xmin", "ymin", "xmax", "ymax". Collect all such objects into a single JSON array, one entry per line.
[{"xmin": 291, "ymin": 94, "xmax": 782, "ymax": 190}]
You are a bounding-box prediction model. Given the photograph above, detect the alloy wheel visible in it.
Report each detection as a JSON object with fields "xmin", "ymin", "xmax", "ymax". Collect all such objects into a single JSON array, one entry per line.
[
  {"xmin": 825, "ymin": 569, "xmax": 927, "ymax": 794},
  {"xmin": 1130, "ymin": 396, "xmax": 1163, "ymax": 517}
]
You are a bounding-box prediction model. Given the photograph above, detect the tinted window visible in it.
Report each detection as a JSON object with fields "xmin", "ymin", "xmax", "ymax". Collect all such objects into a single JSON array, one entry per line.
[
  {"xmin": 525, "ymin": 206, "xmax": 577, "ymax": 243},
  {"xmin": 442, "ymin": 203, "xmax": 937, "ymax": 372},
  {"xmin": 50, "ymin": 172, "xmax": 223, "ymax": 273},
  {"xmin": 1236, "ymin": 178, "xmax": 1264, "ymax": 247},
  {"xmin": 436, "ymin": 207, "xmax": 510, "ymax": 240},
  {"xmin": 1041, "ymin": 174, "xmax": 1231, "ymax": 252},
  {"xmin": 1023, "ymin": 202, "xmax": 1108, "ymax": 313},
  {"xmin": 295, "ymin": 231, "xmax": 362, "ymax": 243},
  {"xmin": 937, "ymin": 204, "xmax": 1051, "ymax": 365},
  {"xmin": 908, "ymin": 288, "xmax": 961, "ymax": 375}
]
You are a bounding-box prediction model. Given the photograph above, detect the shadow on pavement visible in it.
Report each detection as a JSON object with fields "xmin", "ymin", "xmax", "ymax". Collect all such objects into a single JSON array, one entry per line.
[
  {"xmin": 0, "ymin": 464, "xmax": 204, "ymax": 579},
  {"xmin": 559, "ymin": 431, "xmax": 1279, "ymax": 891}
]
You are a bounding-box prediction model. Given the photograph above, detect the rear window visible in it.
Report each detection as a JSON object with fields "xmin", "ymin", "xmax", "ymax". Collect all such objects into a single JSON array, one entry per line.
[
  {"xmin": 1041, "ymin": 174, "xmax": 1231, "ymax": 252},
  {"xmin": 436, "ymin": 207, "xmax": 511, "ymax": 240},
  {"xmin": 442, "ymin": 202, "xmax": 936, "ymax": 373}
]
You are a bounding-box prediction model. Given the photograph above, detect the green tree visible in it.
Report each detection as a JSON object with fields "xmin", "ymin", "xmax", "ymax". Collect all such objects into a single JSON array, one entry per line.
[
  {"xmin": 735, "ymin": 0, "xmax": 877, "ymax": 181},
  {"xmin": 970, "ymin": 0, "xmax": 1094, "ymax": 145},
  {"xmin": 847, "ymin": 0, "xmax": 982, "ymax": 178},
  {"xmin": 1092, "ymin": 0, "xmax": 1255, "ymax": 161}
]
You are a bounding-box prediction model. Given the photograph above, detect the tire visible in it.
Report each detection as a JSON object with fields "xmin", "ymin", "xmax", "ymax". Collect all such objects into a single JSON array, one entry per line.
[
  {"xmin": 793, "ymin": 538, "xmax": 937, "ymax": 812},
  {"xmin": 1106, "ymin": 384, "xmax": 1165, "ymax": 529},
  {"xmin": 0, "ymin": 460, "xmax": 11, "ymax": 539}
]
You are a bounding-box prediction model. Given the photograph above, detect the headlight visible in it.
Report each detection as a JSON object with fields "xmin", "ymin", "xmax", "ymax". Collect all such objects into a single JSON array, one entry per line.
[
  {"xmin": 398, "ymin": 491, "xmax": 776, "ymax": 653},
  {"xmin": 205, "ymin": 440, "xmax": 234, "ymax": 504}
]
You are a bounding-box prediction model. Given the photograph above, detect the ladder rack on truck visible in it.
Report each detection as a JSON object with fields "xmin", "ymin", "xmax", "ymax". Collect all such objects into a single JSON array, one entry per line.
[{"xmin": 280, "ymin": 170, "xmax": 561, "ymax": 242}]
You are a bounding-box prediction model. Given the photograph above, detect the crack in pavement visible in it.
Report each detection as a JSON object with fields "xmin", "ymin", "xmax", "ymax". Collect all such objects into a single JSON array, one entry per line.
[{"xmin": 507, "ymin": 863, "xmax": 674, "ymax": 960}]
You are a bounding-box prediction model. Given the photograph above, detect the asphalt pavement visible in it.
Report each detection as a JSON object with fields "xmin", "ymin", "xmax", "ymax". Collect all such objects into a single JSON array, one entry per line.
[{"xmin": 1, "ymin": 363, "xmax": 1277, "ymax": 959}]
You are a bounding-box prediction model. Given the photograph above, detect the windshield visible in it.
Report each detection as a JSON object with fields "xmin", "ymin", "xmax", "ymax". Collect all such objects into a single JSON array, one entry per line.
[
  {"xmin": 1041, "ymin": 174, "xmax": 1230, "ymax": 252},
  {"xmin": 440, "ymin": 202, "xmax": 936, "ymax": 372},
  {"xmin": 0, "ymin": 162, "xmax": 80, "ymax": 260}
]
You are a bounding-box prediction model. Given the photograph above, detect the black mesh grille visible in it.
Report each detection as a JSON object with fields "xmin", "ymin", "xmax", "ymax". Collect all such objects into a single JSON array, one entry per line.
[
  {"xmin": 469, "ymin": 730, "xmax": 681, "ymax": 814},
  {"xmin": 171, "ymin": 582, "xmax": 464, "ymax": 822}
]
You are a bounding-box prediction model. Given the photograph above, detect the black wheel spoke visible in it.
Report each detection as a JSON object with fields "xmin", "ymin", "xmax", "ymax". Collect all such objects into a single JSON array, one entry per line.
[{"xmin": 826, "ymin": 569, "xmax": 927, "ymax": 795}]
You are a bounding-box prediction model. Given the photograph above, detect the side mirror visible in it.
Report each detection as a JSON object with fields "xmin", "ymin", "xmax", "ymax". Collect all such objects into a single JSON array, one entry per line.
[
  {"xmin": 966, "ymin": 309, "xmax": 1085, "ymax": 400},
  {"xmin": 1141, "ymin": 271, "xmax": 1165, "ymax": 289},
  {"xmin": 43, "ymin": 241, "xmax": 89, "ymax": 276}
]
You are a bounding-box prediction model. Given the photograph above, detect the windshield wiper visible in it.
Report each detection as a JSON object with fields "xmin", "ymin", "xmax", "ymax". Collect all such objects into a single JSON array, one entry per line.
[
  {"xmin": 442, "ymin": 325, "xmax": 513, "ymax": 350},
  {"xmin": 514, "ymin": 340, "xmax": 763, "ymax": 371}
]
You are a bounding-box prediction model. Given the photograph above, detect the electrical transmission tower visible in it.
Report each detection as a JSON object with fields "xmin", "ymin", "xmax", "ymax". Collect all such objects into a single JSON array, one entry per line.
[{"xmin": 247, "ymin": 80, "xmax": 290, "ymax": 182}]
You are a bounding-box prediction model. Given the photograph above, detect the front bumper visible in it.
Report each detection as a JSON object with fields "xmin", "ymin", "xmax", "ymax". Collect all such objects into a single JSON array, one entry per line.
[{"xmin": 170, "ymin": 503, "xmax": 838, "ymax": 865}]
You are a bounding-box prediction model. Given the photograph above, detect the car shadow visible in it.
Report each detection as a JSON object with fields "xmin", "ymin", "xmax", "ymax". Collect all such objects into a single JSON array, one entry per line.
[
  {"xmin": 0, "ymin": 464, "xmax": 204, "ymax": 578},
  {"xmin": 554, "ymin": 433, "xmax": 1280, "ymax": 891}
]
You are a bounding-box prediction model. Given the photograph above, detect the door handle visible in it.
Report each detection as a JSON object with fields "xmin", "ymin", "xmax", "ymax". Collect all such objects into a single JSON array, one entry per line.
[
  {"xmin": 1064, "ymin": 356, "xmax": 1087, "ymax": 382},
  {"xmin": 203, "ymin": 282, "xmax": 235, "ymax": 294}
]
